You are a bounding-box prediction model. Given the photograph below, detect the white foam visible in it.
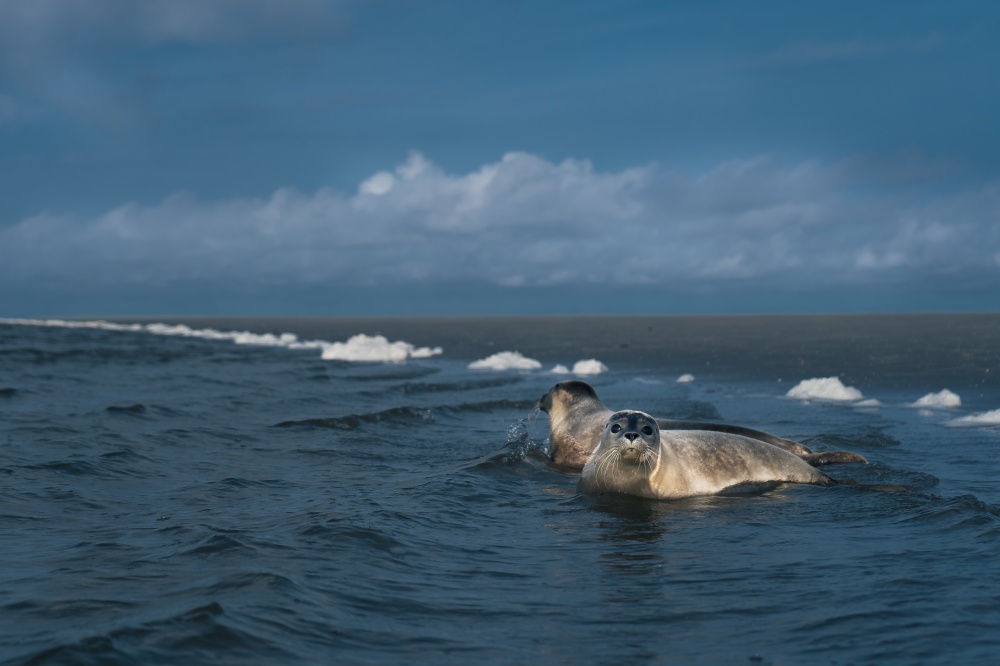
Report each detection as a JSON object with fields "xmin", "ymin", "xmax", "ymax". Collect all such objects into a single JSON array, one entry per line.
[
  {"xmin": 1, "ymin": 318, "xmax": 443, "ymax": 364},
  {"xmin": 676, "ymin": 373, "xmax": 695, "ymax": 383},
  {"xmin": 948, "ymin": 409, "xmax": 1000, "ymax": 427},
  {"xmin": 786, "ymin": 377, "xmax": 864, "ymax": 402},
  {"xmin": 571, "ymin": 359, "xmax": 608, "ymax": 376},
  {"xmin": 910, "ymin": 389, "xmax": 962, "ymax": 409},
  {"xmin": 468, "ymin": 351, "xmax": 542, "ymax": 371}
]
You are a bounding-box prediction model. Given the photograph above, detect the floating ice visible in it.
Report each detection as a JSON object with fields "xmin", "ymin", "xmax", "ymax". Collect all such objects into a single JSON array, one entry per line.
[
  {"xmin": 910, "ymin": 389, "xmax": 962, "ymax": 409},
  {"xmin": 786, "ymin": 377, "xmax": 864, "ymax": 402},
  {"xmin": 319, "ymin": 334, "xmax": 442, "ymax": 363},
  {"xmin": 571, "ymin": 359, "xmax": 608, "ymax": 376},
  {"xmin": 550, "ymin": 364, "xmax": 570, "ymax": 374},
  {"xmin": 468, "ymin": 351, "xmax": 542, "ymax": 371},
  {"xmin": 948, "ymin": 409, "xmax": 1000, "ymax": 427},
  {"xmin": 676, "ymin": 373, "xmax": 695, "ymax": 383},
  {"xmin": 855, "ymin": 399, "xmax": 882, "ymax": 407},
  {"xmin": 1, "ymin": 318, "xmax": 443, "ymax": 363}
]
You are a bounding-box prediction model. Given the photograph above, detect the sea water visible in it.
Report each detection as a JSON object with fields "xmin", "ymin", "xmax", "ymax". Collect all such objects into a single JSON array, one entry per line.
[{"xmin": 2, "ymin": 314, "xmax": 999, "ymax": 665}]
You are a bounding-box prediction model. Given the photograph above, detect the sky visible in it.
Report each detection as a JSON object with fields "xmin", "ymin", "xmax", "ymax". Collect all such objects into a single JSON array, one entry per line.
[{"xmin": 1, "ymin": 0, "xmax": 998, "ymax": 316}]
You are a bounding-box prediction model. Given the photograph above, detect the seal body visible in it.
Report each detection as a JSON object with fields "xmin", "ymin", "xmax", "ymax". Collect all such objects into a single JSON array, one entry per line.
[
  {"xmin": 538, "ymin": 381, "xmax": 865, "ymax": 471},
  {"xmin": 579, "ymin": 411, "xmax": 834, "ymax": 500}
]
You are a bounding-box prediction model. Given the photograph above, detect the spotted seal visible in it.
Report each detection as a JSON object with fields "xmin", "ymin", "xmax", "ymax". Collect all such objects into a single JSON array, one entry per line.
[
  {"xmin": 538, "ymin": 380, "xmax": 866, "ymax": 470},
  {"xmin": 579, "ymin": 410, "xmax": 835, "ymax": 499}
]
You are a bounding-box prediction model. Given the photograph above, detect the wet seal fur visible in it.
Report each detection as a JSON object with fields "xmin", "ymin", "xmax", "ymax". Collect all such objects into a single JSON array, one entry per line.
[
  {"xmin": 579, "ymin": 410, "xmax": 835, "ymax": 499},
  {"xmin": 538, "ymin": 380, "xmax": 867, "ymax": 471}
]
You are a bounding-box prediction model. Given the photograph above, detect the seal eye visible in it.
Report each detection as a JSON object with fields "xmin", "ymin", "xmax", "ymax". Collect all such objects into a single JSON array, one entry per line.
[
  {"xmin": 642, "ymin": 425, "xmax": 653, "ymax": 436},
  {"xmin": 610, "ymin": 423, "xmax": 622, "ymax": 434}
]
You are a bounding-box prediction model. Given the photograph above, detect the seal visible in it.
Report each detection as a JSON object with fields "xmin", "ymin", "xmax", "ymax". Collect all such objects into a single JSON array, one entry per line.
[
  {"xmin": 538, "ymin": 380, "xmax": 866, "ymax": 470},
  {"xmin": 579, "ymin": 410, "xmax": 835, "ymax": 499}
]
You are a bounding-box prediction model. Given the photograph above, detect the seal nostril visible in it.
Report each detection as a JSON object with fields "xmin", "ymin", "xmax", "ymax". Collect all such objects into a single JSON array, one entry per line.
[{"xmin": 624, "ymin": 432, "xmax": 639, "ymax": 442}]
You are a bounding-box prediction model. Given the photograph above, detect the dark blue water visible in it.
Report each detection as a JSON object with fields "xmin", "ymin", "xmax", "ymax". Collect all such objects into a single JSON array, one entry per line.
[{"xmin": 2, "ymin": 315, "xmax": 1000, "ymax": 665}]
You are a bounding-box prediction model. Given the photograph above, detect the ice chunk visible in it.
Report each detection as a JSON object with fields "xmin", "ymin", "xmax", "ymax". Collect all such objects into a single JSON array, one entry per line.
[
  {"xmin": 786, "ymin": 377, "xmax": 864, "ymax": 402},
  {"xmin": 572, "ymin": 359, "xmax": 608, "ymax": 375},
  {"xmin": 910, "ymin": 389, "xmax": 961, "ymax": 409},
  {"xmin": 468, "ymin": 351, "xmax": 542, "ymax": 371}
]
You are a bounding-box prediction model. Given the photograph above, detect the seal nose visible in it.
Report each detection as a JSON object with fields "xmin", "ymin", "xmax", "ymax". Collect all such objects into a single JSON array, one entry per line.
[{"xmin": 624, "ymin": 431, "xmax": 640, "ymax": 442}]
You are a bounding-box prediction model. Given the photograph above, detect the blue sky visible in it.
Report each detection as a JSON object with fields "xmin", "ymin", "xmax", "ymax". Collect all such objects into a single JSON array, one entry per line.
[{"xmin": 1, "ymin": 0, "xmax": 998, "ymax": 316}]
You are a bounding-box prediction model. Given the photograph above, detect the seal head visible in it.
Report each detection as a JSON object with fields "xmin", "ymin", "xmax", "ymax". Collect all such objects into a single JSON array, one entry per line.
[
  {"xmin": 579, "ymin": 410, "xmax": 662, "ymax": 496},
  {"xmin": 537, "ymin": 381, "xmax": 608, "ymax": 469}
]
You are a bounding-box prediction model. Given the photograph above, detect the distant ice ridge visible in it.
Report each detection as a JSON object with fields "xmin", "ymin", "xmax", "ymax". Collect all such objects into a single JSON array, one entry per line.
[
  {"xmin": 910, "ymin": 389, "xmax": 962, "ymax": 409},
  {"xmin": 948, "ymin": 409, "xmax": 1000, "ymax": 427},
  {"xmin": 786, "ymin": 377, "xmax": 865, "ymax": 402},
  {"xmin": 1, "ymin": 318, "xmax": 442, "ymax": 363},
  {"xmin": 469, "ymin": 352, "xmax": 608, "ymax": 375}
]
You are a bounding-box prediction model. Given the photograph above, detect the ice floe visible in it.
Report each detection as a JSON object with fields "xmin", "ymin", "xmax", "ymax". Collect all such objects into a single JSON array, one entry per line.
[
  {"xmin": 854, "ymin": 399, "xmax": 882, "ymax": 407},
  {"xmin": 1, "ymin": 318, "xmax": 442, "ymax": 363},
  {"xmin": 468, "ymin": 351, "xmax": 542, "ymax": 371},
  {"xmin": 910, "ymin": 389, "xmax": 962, "ymax": 409},
  {"xmin": 571, "ymin": 359, "xmax": 608, "ymax": 376},
  {"xmin": 786, "ymin": 376, "xmax": 864, "ymax": 402},
  {"xmin": 947, "ymin": 409, "xmax": 1000, "ymax": 427},
  {"xmin": 318, "ymin": 334, "xmax": 442, "ymax": 363}
]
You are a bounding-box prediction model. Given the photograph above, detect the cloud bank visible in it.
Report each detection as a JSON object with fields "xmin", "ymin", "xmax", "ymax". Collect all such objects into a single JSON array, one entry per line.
[{"xmin": 3, "ymin": 151, "xmax": 997, "ymax": 302}]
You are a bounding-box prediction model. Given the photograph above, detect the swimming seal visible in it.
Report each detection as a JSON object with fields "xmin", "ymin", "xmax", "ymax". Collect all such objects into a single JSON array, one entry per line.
[
  {"xmin": 579, "ymin": 410, "xmax": 835, "ymax": 499},
  {"xmin": 538, "ymin": 380, "xmax": 866, "ymax": 471}
]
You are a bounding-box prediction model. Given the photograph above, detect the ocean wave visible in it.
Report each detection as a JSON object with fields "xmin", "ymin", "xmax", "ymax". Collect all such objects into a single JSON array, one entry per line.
[
  {"xmin": 439, "ymin": 399, "xmax": 539, "ymax": 414},
  {"xmin": 1, "ymin": 318, "xmax": 442, "ymax": 364},
  {"xmin": 676, "ymin": 373, "xmax": 695, "ymax": 383},
  {"xmin": 14, "ymin": 601, "xmax": 296, "ymax": 665},
  {"xmin": 274, "ymin": 406, "xmax": 436, "ymax": 430},
  {"xmin": 786, "ymin": 376, "xmax": 865, "ymax": 402},
  {"xmin": 804, "ymin": 427, "xmax": 902, "ymax": 450},
  {"xmin": 897, "ymin": 494, "xmax": 1000, "ymax": 531},
  {"xmin": 393, "ymin": 376, "xmax": 524, "ymax": 395},
  {"xmin": 105, "ymin": 403, "xmax": 147, "ymax": 415},
  {"xmin": 909, "ymin": 389, "xmax": 962, "ymax": 409},
  {"xmin": 947, "ymin": 409, "xmax": 1000, "ymax": 427}
]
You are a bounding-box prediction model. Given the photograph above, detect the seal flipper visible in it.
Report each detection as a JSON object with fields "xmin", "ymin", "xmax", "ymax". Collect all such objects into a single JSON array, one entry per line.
[
  {"xmin": 716, "ymin": 480, "xmax": 785, "ymax": 496},
  {"xmin": 801, "ymin": 451, "xmax": 869, "ymax": 466}
]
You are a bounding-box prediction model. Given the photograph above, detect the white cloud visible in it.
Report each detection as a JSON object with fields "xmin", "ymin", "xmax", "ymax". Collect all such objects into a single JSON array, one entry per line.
[{"xmin": 1, "ymin": 151, "xmax": 998, "ymax": 294}]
